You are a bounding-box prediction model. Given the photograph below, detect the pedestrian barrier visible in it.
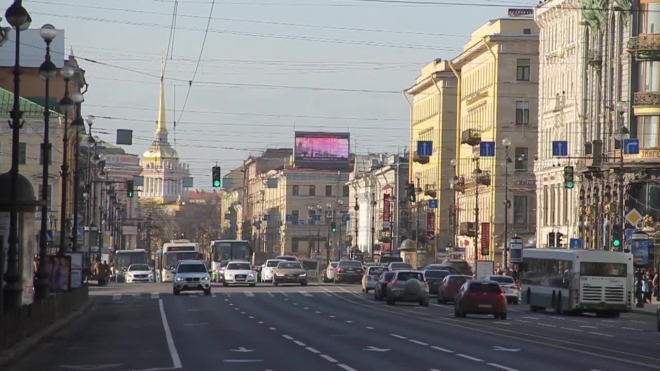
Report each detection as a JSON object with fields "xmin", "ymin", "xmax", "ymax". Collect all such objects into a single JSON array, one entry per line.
[{"xmin": 0, "ymin": 285, "xmax": 89, "ymax": 352}]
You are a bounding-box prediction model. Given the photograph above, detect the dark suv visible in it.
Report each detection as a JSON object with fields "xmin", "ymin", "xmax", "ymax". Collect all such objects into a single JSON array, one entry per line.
[{"xmin": 334, "ymin": 260, "xmax": 364, "ymax": 283}]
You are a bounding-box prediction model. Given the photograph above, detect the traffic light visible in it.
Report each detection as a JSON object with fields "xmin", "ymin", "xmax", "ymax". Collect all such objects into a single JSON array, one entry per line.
[
  {"xmin": 331, "ymin": 221, "xmax": 337, "ymax": 233},
  {"xmin": 405, "ymin": 183, "xmax": 416, "ymax": 202},
  {"xmin": 612, "ymin": 225, "xmax": 622, "ymax": 248},
  {"xmin": 126, "ymin": 180, "xmax": 134, "ymax": 198},
  {"xmin": 563, "ymin": 166, "xmax": 575, "ymax": 189},
  {"xmin": 212, "ymin": 166, "xmax": 221, "ymax": 188},
  {"xmin": 548, "ymin": 232, "xmax": 556, "ymax": 248},
  {"xmin": 556, "ymin": 232, "xmax": 564, "ymax": 247}
]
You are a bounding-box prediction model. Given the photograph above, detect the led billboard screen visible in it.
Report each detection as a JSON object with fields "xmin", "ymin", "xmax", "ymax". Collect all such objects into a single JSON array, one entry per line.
[{"xmin": 294, "ymin": 132, "xmax": 350, "ymax": 162}]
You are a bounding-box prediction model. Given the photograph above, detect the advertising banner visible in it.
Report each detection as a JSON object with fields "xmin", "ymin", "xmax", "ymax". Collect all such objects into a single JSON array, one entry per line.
[
  {"xmin": 481, "ymin": 222, "xmax": 490, "ymax": 258},
  {"xmin": 426, "ymin": 211, "xmax": 435, "ymax": 240},
  {"xmin": 294, "ymin": 132, "xmax": 350, "ymax": 169},
  {"xmin": 382, "ymin": 194, "xmax": 391, "ymax": 231},
  {"xmin": 66, "ymin": 252, "xmax": 84, "ymax": 289},
  {"xmin": 631, "ymin": 239, "xmax": 650, "ymax": 265},
  {"xmin": 47, "ymin": 255, "xmax": 71, "ymax": 292}
]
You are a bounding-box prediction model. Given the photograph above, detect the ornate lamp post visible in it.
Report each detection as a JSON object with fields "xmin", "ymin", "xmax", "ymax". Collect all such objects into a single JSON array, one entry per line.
[{"xmin": 58, "ymin": 66, "xmax": 75, "ymax": 254}]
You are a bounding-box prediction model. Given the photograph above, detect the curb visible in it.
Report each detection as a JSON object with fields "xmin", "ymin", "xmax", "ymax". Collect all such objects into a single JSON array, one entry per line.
[
  {"xmin": 0, "ymin": 297, "xmax": 96, "ymax": 369},
  {"xmin": 630, "ymin": 308, "xmax": 656, "ymax": 317}
]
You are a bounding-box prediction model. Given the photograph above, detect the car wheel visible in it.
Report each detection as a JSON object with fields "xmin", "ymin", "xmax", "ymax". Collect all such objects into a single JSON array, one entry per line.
[
  {"xmin": 274, "ymin": 282, "xmax": 279, "ymax": 286},
  {"xmin": 374, "ymin": 291, "xmax": 381, "ymax": 301},
  {"xmin": 223, "ymin": 282, "xmax": 229, "ymax": 287},
  {"xmin": 420, "ymin": 298, "xmax": 429, "ymax": 307},
  {"xmin": 173, "ymin": 288, "xmax": 180, "ymax": 296},
  {"xmin": 500, "ymin": 312, "xmax": 507, "ymax": 320},
  {"xmin": 512, "ymin": 298, "xmax": 519, "ymax": 305},
  {"xmin": 249, "ymin": 283, "xmax": 256, "ymax": 287},
  {"xmin": 386, "ymin": 294, "xmax": 395, "ymax": 306},
  {"xmin": 204, "ymin": 289, "xmax": 211, "ymax": 296},
  {"xmin": 300, "ymin": 282, "xmax": 308, "ymax": 286}
]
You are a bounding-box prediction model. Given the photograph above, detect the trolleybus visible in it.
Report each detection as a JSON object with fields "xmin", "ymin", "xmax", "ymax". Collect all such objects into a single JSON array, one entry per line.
[
  {"xmin": 114, "ymin": 249, "xmax": 149, "ymax": 283},
  {"xmin": 160, "ymin": 240, "xmax": 202, "ymax": 282},
  {"xmin": 210, "ymin": 240, "xmax": 254, "ymax": 273}
]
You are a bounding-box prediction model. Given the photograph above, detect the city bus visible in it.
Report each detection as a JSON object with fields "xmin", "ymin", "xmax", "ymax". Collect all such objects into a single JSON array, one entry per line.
[
  {"xmin": 520, "ymin": 248, "xmax": 633, "ymax": 317},
  {"xmin": 160, "ymin": 240, "xmax": 202, "ymax": 282},
  {"xmin": 114, "ymin": 249, "xmax": 148, "ymax": 283},
  {"xmin": 210, "ymin": 240, "xmax": 254, "ymax": 273}
]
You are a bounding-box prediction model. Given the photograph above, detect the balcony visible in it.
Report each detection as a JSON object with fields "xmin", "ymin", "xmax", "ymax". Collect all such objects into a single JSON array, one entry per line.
[
  {"xmin": 633, "ymin": 91, "xmax": 660, "ymax": 107},
  {"xmin": 412, "ymin": 151, "xmax": 430, "ymax": 164},
  {"xmin": 627, "ymin": 34, "xmax": 660, "ymax": 60}
]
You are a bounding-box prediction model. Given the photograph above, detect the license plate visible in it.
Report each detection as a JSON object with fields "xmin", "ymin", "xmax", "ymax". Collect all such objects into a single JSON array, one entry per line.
[
  {"xmin": 347, "ymin": 269, "xmax": 354, "ymax": 272},
  {"xmin": 478, "ymin": 304, "xmax": 492, "ymax": 308},
  {"xmin": 236, "ymin": 278, "xmax": 245, "ymax": 281}
]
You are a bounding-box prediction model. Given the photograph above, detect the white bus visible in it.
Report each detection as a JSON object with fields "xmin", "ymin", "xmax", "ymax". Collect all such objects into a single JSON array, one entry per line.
[
  {"xmin": 160, "ymin": 240, "xmax": 202, "ymax": 282},
  {"xmin": 114, "ymin": 249, "xmax": 149, "ymax": 283},
  {"xmin": 210, "ymin": 240, "xmax": 253, "ymax": 273},
  {"xmin": 520, "ymin": 248, "xmax": 633, "ymax": 317}
]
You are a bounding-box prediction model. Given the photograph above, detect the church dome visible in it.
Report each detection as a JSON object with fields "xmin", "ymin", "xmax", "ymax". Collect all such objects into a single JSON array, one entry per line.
[{"xmin": 142, "ymin": 144, "xmax": 179, "ymax": 160}]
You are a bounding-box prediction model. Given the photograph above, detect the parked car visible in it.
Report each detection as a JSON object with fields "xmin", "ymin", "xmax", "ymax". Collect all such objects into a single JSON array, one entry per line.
[
  {"xmin": 385, "ymin": 270, "xmax": 430, "ymax": 306},
  {"xmin": 437, "ymin": 275, "xmax": 472, "ymax": 303},
  {"xmin": 454, "ymin": 280, "xmax": 507, "ymax": 319}
]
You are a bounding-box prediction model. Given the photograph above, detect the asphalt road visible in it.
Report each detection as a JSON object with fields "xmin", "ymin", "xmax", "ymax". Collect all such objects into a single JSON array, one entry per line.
[{"xmin": 8, "ymin": 282, "xmax": 660, "ymax": 371}]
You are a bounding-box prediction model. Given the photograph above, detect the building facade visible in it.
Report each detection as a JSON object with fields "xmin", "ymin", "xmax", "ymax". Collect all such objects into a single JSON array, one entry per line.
[
  {"xmin": 535, "ymin": 0, "xmax": 589, "ymax": 248},
  {"xmin": 404, "ymin": 59, "xmax": 458, "ymax": 253},
  {"xmin": 451, "ymin": 18, "xmax": 539, "ymax": 265}
]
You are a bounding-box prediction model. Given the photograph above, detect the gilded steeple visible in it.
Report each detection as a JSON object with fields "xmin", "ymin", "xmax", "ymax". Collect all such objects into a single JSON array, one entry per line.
[{"xmin": 156, "ymin": 53, "xmax": 168, "ymax": 143}]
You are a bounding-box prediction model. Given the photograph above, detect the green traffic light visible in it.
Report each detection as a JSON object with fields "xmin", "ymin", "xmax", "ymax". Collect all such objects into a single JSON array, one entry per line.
[
  {"xmin": 612, "ymin": 239, "xmax": 621, "ymax": 247},
  {"xmin": 213, "ymin": 180, "xmax": 220, "ymax": 187},
  {"xmin": 565, "ymin": 182, "xmax": 574, "ymax": 189},
  {"xmin": 128, "ymin": 191, "xmax": 133, "ymax": 198}
]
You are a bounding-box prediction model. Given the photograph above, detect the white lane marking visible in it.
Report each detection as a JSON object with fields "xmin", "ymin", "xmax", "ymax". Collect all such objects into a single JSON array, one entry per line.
[
  {"xmin": 571, "ymin": 319, "xmax": 588, "ymax": 323},
  {"xmin": 249, "ymin": 316, "xmax": 255, "ymax": 319},
  {"xmin": 561, "ymin": 327, "xmax": 582, "ymax": 332},
  {"xmin": 234, "ymin": 308, "xmax": 239, "ymax": 310},
  {"xmin": 293, "ymin": 340, "xmax": 306, "ymax": 346},
  {"xmin": 212, "ymin": 294, "xmax": 217, "ymax": 298},
  {"xmin": 244, "ymin": 292, "xmax": 255, "ymax": 297},
  {"xmin": 282, "ymin": 334, "xmax": 294, "ymax": 340},
  {"xmin": 269, "ymin": 327, "xmax": 276, "ymax": 331},
  {"xmin": 240, "ymin": 312, "xmax": 246, "ymax": 314},
  {"xmin": 151, "ymin": 293, "xmax": 160, "ymax": 299},
  {"xmin": 629, "ymin": 320, "xmax": 646, "ymax": 324},
  {"xmin": 224, "ymin": 299, "xmax": 229, "ymax": 302},
  {"xmin": 258, "ymin": 321, "xmax": 264, "ymax": 324},
  {"xmin": 300, "ymin": 291, "xmax": 313, "ymax": 297},
  {"xmin": 320, "ymin": 355, "xmax": 338, "ymax": 363},
  {"xmin": 293, "ymin": 303, "xmax": 298, "ymax": 306},
  {"xmin": 538, "ymin": 323, "xmax": 554, "ymax": 327},
  {"xmin": 523, "ymin": 317, "xmax": 538, "ymax": 320},
  {"xmin": 268, "ymin": 292, "xmax": 274, "ymax": 297},
  {"xmin": 112, "ymin": 294, "xmax": 122, "ymax": 301},
  {"xmin": 579, "ymin": 326, "xmax": 599, "ymax": 329},
  {"xmin": 306, "ymin": 347, "xmax": 321, "ymax": 354},
  {"xmin": 325, "ymin": 292, "xmax": 333, "ymax": 297},
  {"xmin": 457, "ymin": 354, "xmax": 483, "ymax": 362},
  {"xmin": 337, "ymin": 364, "xmax": 357, "ymax": 371},
  {"xmin": 431, "ymin": 346, "xmax": 453, "ymax": 353},
  {"xmin": 315, "ymin": 311, "xmax": 321, "ymax": 314},
  {"xmin": 346, "ymin": 320, "xmax": 353, "ymax": 323},
  {"xmin": 330, "ymin": 315, "xmax": 336, "ymax": 318},
  {"xmin": 622, "ymin": 327, "xmax": 642, "ymax": 331},
  {"xmin": 390, "ymin": 334, "xmax": 407, "ymax": 339},
  {"xmin": 159, "ymin": 299, "xmax": 182, "ymax": 369},
  {"xmin": 365, "ymin": 326, "xmax": 374, "ymax": 330},
  {"xmin": 281, "ymin": 292, "xmax": 289, "ymax": 297},
  {"xmin": 588, "ymin": 332, "xmax": 613, "ymax": 337},
  {"xmin": 494, "ymin": 321, "xmax": 510, "ymax": 325},
  {"xmin": 488, "ymin": 363, "xmax": 519, "ymax": 371},
  {"xmin": 304, "ymin": 307, "xmax": 309, "ymax": 310},
  {"xmin": 516, "ymin": 320, "xmax": 531, "ymax": 323},
  {"xmin": 408, "ymin": 339, "xmax": 428, "ymax": 346},
  {"xmin": 229, "ymin": 303, "xmax": 233, "ymax": 306}
]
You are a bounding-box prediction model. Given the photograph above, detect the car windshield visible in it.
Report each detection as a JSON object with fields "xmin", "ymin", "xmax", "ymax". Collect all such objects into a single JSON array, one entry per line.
[
  {"xmin": 448, "ymin": 276, "xmax": 469, "ymax": 284},
  {"xmin": 128, "ymin": 264, "xmax": 149, "ymax": 271},
  {"xmin": 390, "ymin": 263, "xmax": 413, "ymax": 270},
  {"xmin": 276, "ymin": 256, "xmax": 298, "ymax": 261},
  {"xmin": 397, "ymin": 272, "xmax": 424, "ymax": 281},
  {"xmin": 330, "ymin": 262, "xmax": 338, "ymax": 268},
  {"xmin": 177, "ymin": 264, "xmax": 207, "ymax": 273},
  {"xmin": 266, "ymin": 260, "xmax": 283, "ymax": 267},
  {"xmin": 469, "ymin": 282, "xmax": 502, "ymax": 292},
  {"xmin": 368, "ymin": 267, "xmax": 385, "ymax": 275},
  {"xmin": 278, "ymin": 262, "xmax": 302, "ymax": 269},
  {"xmin": 488, "ymin": 275, "xmax": 515, "ymax": 284},
  {"xmin": 425, "ymin": 270, "xmax": 449, "ymax": 278},
  {"xmin": 340, "ymin": 261, "xmax": 362, "ymax": 267},
  {"xmin": 227, "ymin": 263, "xmax": 252, "ymax": 270}
]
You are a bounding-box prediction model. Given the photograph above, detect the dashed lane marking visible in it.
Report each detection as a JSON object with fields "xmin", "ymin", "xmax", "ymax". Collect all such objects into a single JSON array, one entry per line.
[
  {"xmin": 320, "ymin": 355, "xmax": 338, "ymax": 363},
  {"xmin": 151, "ymin": 293, "xmax": 160, "ymax": 299},
  {"xmin": 457, "ymin": 354, "xmax": 483, "ymax": 362},
  {"xmin": 244, "ymin": 291, "xmax": 255, "ymax": 297},
  {"xmin": 337, "ymin": 364, "xmax": 357, "ymax": 371},
  {"xmin": 488, "ymin": 363, "xmax": 519, "ymax": 371},
  {"xmin": 293, "ymin": 340, "xmax": 306, "ymax": 346},
  {"xmin": 431, "ymin": 346, "xmax": 453, "ymax": 353},
  {"xmin": 300, "ymin": 291, "xmax": 313, "ymax": 297}
]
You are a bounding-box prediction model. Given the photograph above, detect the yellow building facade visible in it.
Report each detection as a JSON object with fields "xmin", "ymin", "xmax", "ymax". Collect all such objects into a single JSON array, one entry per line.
[
  {"xmin": 404, "ymin": 59, "xmax": 458, "ymax": 250},
  {"xmin": 450, "ymin": 18, "xmax": 539, "ymax": 264}
]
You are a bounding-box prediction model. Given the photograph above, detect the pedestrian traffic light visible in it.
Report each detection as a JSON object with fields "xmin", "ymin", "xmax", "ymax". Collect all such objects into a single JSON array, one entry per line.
[
  {"xmin": 126, "ymin": 180, "xmax": 134, "ymax": 198},
  {"xmin": 563, "ymin": 166, "xmax": 575, "ymax": 189},
  {"xmin": 212, "ymin": 166, "xmax": 221, "ymax": 188},
  {"xmin": 331, "ymin": 221, "xmax": 337, "ymax": 233},
  {"xmin": 556, "ymin": 232, "xmax": 564, "ymax": 247},
  {"xmin": 548, "ymin": 232, "xmax": 556, "ymax": 248}
]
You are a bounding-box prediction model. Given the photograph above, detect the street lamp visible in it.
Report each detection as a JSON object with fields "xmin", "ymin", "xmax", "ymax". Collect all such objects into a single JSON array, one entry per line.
[
  {"xmin": 472, "ymin": 154, "xmax": 482, "ymax": 273},
  {"xmin": 58, "ymin": 66, "xmax": 75, "ymax": 254},
  {"xmin": 70, "ymin": 92, "xmax": 85, "ymax": 251},
  {"xmin": 370, "ymin": 193, "xmax": 377, "ymax": 262},
  {"xmin": 35, "ymin": 23, "xmax": 58, "ymax": 301},
  {"xmin": 501, "ymin": 137, "xmax": 512, "ymax": 270},
  {"xmin": 353, "ymin": 194, "xmax": 359, "ymax": 255},
  {"xmin": 612, "ymin": 104, "xmax": 629, "ymax": 251}
]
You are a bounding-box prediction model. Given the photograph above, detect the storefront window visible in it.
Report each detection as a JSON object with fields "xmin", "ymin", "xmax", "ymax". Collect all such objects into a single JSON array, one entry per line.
[
  {"xmin": 641, "ymin": 3, "xmax": 660, "ymax": 33},
  {"xmin": 638, "ymin": 116, "xmax": 660, "ymax": 148}
]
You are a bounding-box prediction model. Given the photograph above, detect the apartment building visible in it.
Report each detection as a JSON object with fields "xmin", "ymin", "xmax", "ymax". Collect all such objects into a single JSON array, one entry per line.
[
  {"xmin": 451, "ymin": 18, "xmax": 539, "ymax": 264},
  {"xmin": 404, "ymin": 59, "xmax": 458, "ymax": 252}
]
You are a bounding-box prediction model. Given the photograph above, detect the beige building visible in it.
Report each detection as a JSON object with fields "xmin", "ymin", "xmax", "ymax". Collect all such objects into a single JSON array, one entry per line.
[
  {"xmin": 450, "ymin": 18, "xmax": 539, "ymax": 264},
  {"xmin": 404, "ymin": 59, "xmax": 458, "ymax": 251},
  {"xmin": 0, "ymin": 88, "xmax": 64, "ymax": 242}
]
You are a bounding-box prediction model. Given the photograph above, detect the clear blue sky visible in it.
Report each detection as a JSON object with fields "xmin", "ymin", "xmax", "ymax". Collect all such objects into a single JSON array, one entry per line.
[{"xmin": 24, "ymin": 0, "xmax": 535, "ymax": 188}]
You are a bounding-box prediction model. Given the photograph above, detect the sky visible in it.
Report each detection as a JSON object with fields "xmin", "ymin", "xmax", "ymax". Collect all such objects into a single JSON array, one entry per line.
[{"xmin": 22, "ymin": 0, "xmax": 536, "ymax": 189}]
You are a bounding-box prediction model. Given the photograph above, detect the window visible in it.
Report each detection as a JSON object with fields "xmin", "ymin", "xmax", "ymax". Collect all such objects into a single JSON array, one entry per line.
[
  {"xmin": 515, "ymin": 101, "xmax": 530, "ymax": 125},
  {"xmin": 291, "ymin": 240, "xmax": 299, "ymax": 253},
  {"xmin": 292, "ymin": 185, "xmax": 299, "ymax": 196},
  {"xmin": 18, "ymin": 142, "xmax": 27, "ymax": 164},
  {"xmin": 38, "ymin": 184, "xmax": 52, "ymax": 208},
  {"xmin": 325, "ymin": 185, "xmax": 333, "ymax": 197},
  {"xmin": 523, "ymin": 28, "xmax": 531, "ymax": 35},
  {"xmin": 514, "ymin": 147, "xmax": 529, "ymax": 171},
  {"xmin": 308, "ymin": 185, "xmax": 315, "ymax": 196},
  {"xmin": 291, "ymin": 210, "xmax": 299, "ymax": 225},
  {"xmin": 308, "ymin": 208, "xmax": 318, "ymax": 225},
  {"xmin": 39, "ymin": 145, "xmax": 52, "ymax": 165},
  {"xmin": 343, "ymin": 185, "xmax": 350, "ymax": 197},
  {"xmin": 638, "ymin": 116, "xmax": 660, "ymax": 148},
  {"xmin": 513, "ymin": 195, "xmax": 528, "ymax": 224},
  {"xmin": 516, "ymin": 59, "xmax": 531, "ymax": 82},
  {"xmin": 640, "ymin": 3, "xmax": 660, "ymax": 34},
  {"xmin": 639, "ymin": 61, "xmax": 660, "ymax": 92}
]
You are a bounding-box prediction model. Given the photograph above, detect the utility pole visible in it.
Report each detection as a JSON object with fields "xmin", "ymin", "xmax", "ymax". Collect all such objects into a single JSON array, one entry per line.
[
  {"xmin": 370, "ymin": 192, "xmax": 376, "ymax": 262},
  {"xmin": 502, "ymin": 138, "xmax": 511, "ymax": 270}
]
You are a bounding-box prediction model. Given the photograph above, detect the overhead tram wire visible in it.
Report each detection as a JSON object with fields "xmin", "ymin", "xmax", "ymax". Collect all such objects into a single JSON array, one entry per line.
[
  {"xmin": 177, "ymin": 0, "xmax": 216, "ymax": 126},
  {"xmin": 164, "ymin": 0, "xmax": 179, "ymax": 72}
]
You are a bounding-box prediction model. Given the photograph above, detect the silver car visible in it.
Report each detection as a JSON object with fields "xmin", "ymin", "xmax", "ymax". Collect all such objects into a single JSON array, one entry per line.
[
  {"xmin": 362, "ymin": 266, "xmax": 387, "ymax": 293},
  {"xmin": 261, "ymin": 259, "xmax": 285, "ymax": 283},
  {"xmin": 322, "ymin": 261, "xmax": 339, "ymax": 283},
  {"xmin": 173, "ymin": 260, "xmax": 212, "ymax": 296},
  {"xmin": 385, "ymin": 270, "xmax": 429, "ymax": 306}
]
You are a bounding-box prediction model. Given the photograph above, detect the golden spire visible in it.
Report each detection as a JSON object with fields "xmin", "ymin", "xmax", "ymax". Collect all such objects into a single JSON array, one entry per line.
[{"xmin": 156, "ymin": 51, "xmax": 168, "ymax": 137}]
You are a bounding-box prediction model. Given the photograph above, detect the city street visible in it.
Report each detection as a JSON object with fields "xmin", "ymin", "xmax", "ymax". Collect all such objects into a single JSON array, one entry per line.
[{"xmin": 8, "ymin": 282, "xmax": 660, "ymax": 371}]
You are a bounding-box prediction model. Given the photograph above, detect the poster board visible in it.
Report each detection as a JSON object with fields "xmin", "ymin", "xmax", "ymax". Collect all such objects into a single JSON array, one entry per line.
[
  {"xmin": 476, "ymin": 260, "xmax": 494, "ymax": 280},
  {"xmin": 66, "ymin": 252, "xmax": 84, "ymax": 289},
  {"xmin": 46, "ymin": 255, "xmax": 71, "ymax": 292}
]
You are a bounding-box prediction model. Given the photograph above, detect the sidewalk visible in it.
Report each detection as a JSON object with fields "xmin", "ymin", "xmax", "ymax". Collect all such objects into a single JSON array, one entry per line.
[{"xmin": 630, "ymin": 297, "xmax": 659, "ymax": 316}]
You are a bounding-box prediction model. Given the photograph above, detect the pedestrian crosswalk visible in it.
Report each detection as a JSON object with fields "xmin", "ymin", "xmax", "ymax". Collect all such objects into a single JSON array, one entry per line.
[{"xmin": 110, "ymin": 290, "xmax": 338, "ymax": 301}]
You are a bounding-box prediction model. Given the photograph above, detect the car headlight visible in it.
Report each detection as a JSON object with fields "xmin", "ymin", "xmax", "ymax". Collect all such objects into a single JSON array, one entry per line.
[
  {"xmin": 300, "ymin": 272, "xmax": 307, "ymax": 276},
  {"xmin": 148, "ymin": 273, "xmax": 154, "ymax": 277},
  {"xmin": 175, "ymin": 277, "xmax": 183, "ymax": 282},
  {"xmin": 248, "ymin": 272, "xmax": 255, "ymax": 277},
  {"xmin": 275, "ymin": 273, "xmax": 283, "ymax": 276},
  {"xmin": 202, "ymin": 276, "xmax": 210, "ymax": 281}
]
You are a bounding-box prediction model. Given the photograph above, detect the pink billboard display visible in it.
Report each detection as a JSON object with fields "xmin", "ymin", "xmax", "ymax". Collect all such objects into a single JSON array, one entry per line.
[{"xmin": 294, "ymin": 132, "xmax": 350, "ymax": 162}]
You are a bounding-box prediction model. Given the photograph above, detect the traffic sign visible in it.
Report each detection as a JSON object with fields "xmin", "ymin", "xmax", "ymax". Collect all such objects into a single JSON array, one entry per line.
[
  {"xmin": 623, "ymin": 138, "xmax": 640, "ymax": 155},
  {"xmin": 509, "ymin": 237, "xmax": 523, "ymax": 263},
  {"xmin": 479, "ymin": 141, "xmax": 495, "ymax": 157},
  {"xmin": 625, "ymin": 208, "xmax": 643, "ymax": 226},
  {"xmin": 417, "ymin": 141, "xmax": 433, "ymax": 156},
  {"xmin": 552, "ymin": 140, "xmax": 568, "ymax": 156},
  {"xmin": 428, "ymin": 199, "xmax": 438, "ymax": 209},
  {"xmin": 569, "ymin": 238, "xmax": 583, "ymax": 249}
]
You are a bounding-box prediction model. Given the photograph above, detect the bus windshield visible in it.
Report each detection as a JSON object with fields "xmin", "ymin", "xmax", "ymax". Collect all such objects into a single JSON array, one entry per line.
[
  {"xmin": 116, "ymin": 252, "xmax": 147, "ymax": 269},
  {"xmin": 163, "ymin": 252, "xmax": 199, "ymax": 268},
  {"xmin": 580, "ymin": 262, "xmax": 627, "ymax": 277},
  {"xmin": 212, "ymin": 241, "xmax": 252, "ymax": 262}
]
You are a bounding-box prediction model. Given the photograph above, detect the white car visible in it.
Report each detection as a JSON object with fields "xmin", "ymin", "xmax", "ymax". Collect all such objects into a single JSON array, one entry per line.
[
  {"xmin": 125, "ymin": 264, "xmax": 154, "ymax": 283},
  {"xmin": 261, "ymin": 259, "xmax": 285, "ymax": 283},
  {"xmin": 486, "ymin": 274, "xmax": 520, "ymax": 304},
  {"xmin": 223, "ymin": 261, "xmax": 257, "ymax": 287}
]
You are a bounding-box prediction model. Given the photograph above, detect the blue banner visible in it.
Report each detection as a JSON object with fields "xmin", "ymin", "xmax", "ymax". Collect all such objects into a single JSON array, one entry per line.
[{"xmin": 631, "ymin": 239, "xmax": 650, "ymax": 265}]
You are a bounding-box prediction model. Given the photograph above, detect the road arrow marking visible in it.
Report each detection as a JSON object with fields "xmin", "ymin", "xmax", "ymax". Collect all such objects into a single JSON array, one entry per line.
[
  {"xmin": 59, "ymin": 364, "xmax": 123, "ymax": 370},
  {"xmin": 493, "ymin": 346, "xmax": 520, "ymax": 352},
  {"xmin": 231, "ymin": 347, "xmax": 255, "ymax": 353},
  {"xmin": 364, "ymin": 346, "xmax": 390, "ymax": 352}
]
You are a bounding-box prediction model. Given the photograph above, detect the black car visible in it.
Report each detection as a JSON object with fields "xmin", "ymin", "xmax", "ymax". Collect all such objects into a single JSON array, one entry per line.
[
  {"xmin": 423, "ymin": 269, "xmax": 450, "ymax": 295},
  {"xmin": 335, "ymin": 260, "xmax": 364, "ymax": 283},
  {"xmin": 424, "ymin": 264, "xmax": 460, "ymax": 275},
  {"xmin": 374, "ymin": 272, "xmax": 396, "ymax": 301}
]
